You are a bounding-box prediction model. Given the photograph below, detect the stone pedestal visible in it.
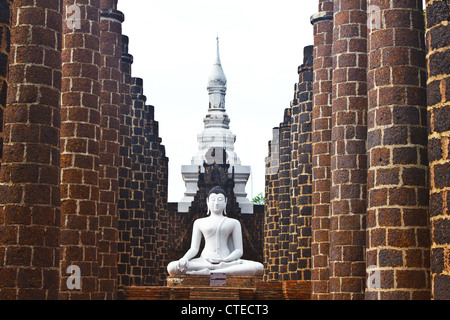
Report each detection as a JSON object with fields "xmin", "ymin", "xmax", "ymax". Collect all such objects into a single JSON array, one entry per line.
[
  {"xmin": 167, "ymin": 275, "xmax": 262, "ymax": 288},
  {"xmin": 122, "ymin": 277, "xmax": 311, "ymax": 300}
]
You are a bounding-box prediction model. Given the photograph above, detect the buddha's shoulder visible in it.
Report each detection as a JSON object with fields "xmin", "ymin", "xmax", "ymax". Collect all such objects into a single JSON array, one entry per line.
[
  {"xmin": 224, "ymin": 217, "xmax": 241, "ymax": 226},
  {"xmin": 194, "ymin": 216, "xmax": 240, "ymax": 225},
  {"xmin": 193, "ymin": 217, "xmax": 207, "ymax": 224}
]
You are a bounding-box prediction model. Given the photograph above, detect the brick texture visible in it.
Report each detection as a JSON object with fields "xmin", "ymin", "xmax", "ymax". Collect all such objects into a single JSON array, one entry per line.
[
  {"xmin": 98, "ymin": 0, "xmax": 123, "ymax": 300},
  {"xmin": 329, "ymin": 0, "xmax": 367, "ymax": 300},
  {"xmin": 0, "ymin": 0, "xmax": 62, "ymax": 300},
  {"xmin": 144, "ymin": 104, "xmax": 169, "ymax": 286},
  {"xmin": 310, "ymin": 0, "xmax": 333, "ymax": 300},
  {"xmin": 117, "ymin": 34, "xmax": 133, "ymax": 293},
  {"xmin": 426, "ymin": 0, "xmax": 450, "ymax": 301},
  {"xmin": 0, "ymin": 0, "xmax": 12, "ymax": 169},
  {"xmin": 278, "ymin": 110, "xmax": 291, "ymax": 280},
  {"xmin": 264, "ymin": 128, "xmax": 280, "ymax": 280},
  {"xmin": 289, "ymin": 46, "xmax": 313, "ymax": 281},
  {"xmin": 264, "ymin": 46, "xmax": 313, "ymax": 282},
  {"xmin": 0, "ymin": 0, "xmax": 171, "ymax": 300},
  {"xmin": 366, "ymin": 0, "xmax": 430, "ymax": 300},
  {"xmin": 59, "ymin": 0, "xmax": 101, "ymax": 300},
  {"xmin": 116, "ymin": 34, "xmax": 169, "ymax": 295},
  {"xmin": 127, "ymin": 76, "xmax": 147, "ymax": 286}
]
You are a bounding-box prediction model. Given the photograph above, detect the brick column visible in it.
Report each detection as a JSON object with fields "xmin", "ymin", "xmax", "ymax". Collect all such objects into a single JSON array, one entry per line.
[
  {"xmin": 98, "ymin": 0, "xmax": 123, "ymax": 300},
  {"xmin": 329, "ymin": 0, "xmax": 367, "ymax": 300},
  {"xmin": 0, "ymin": 0, "xmax": 12, "ymax": 168},
  {"xmin": 156, "ymin": 142, "xmax": 169, "ymax": 285},
  {"xmin": 288, "ymin": 46, "xmax": 314, "ymax": 280},
  {"xmin": 264, "ymin": 128, "xmax": 280, "ymax": 281},
  {"xmin": 278, "ymin": 110, "xmax": 291, "ymax": 280},
  {"xmin": 310, "ymin": 0, "xmax": 333, "ymax": 300},
  {"xmin": 117, "ymin": 34, "xmax": 133, "ymax": 294},
  {"xmin": 144, "ymin": 104, "xmax": 169, "ymax": 286},
  {"xmin": 366, "ymin": 0, "xmax": 430, "ymax": 300},
  {"xmin": 129, "ymin": 76, "xmax": 147, "ymax": 286},
  {"xmin": 425, "ymin": 0, "xmax": 450, "ymax": 301},
  {"xmin": 0, "ymin": 0, "xmax": 62, "ymax": 300},
  {"xmin": 60, "ymin": 0, "xmax": 101, "ymax": 300},
  {"xmin": 143, "ymin": 104, "xmax": 157, "ymax": 286}
]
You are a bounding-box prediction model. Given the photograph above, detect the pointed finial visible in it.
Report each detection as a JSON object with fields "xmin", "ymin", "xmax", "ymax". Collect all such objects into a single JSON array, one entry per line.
[
  {"xmin": 216, "ymin": 33, "xmax": 220, "ymax": 54},
  {"xmin": 215, "ymin": 34, "xmax": 221, "ymax": 65}
]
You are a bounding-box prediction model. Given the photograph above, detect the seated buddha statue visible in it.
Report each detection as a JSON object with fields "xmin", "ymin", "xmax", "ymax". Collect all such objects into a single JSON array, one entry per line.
[{"xmin": 167, "ymin": 186, "xmax": 264, "ymax": 276}]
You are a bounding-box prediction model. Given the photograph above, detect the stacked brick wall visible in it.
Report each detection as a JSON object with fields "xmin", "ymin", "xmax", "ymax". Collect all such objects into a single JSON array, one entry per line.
[
  {"xmin": 0, "ymin": 0, "xmax": 170, "ymax": 300},
  {"xmin": 329, "ymin": 0, "xmax": 367, "ymax": 300},
  {"xmin": 366, "ymin": 0, "xmax": 430, "ymax": 300},
  {"xmin": 264, "ymin": 46, "xmax": 313, "ymax": 282},
  {"xmin": 143, "ymin": 104, "xmax": 157, "ymax": 285},
  {"xmin": 144, "ymin": 104, "xmax": 169, "ymax": 286},
  {"xmin": 0, "ymin": 0, "xmax": 11, "ymax": 168},
  {"xmin": 264, "ymin": 130, "xmax": 280, "ymax": 280},
  {"xmin": 426, "ymin": 0, "xmax": 450, "ymax": 300},
  {"xmin": 155, "ymin": 142, "xmax": 168, "ymax": 285},
  {"xmin": 128, "ymin": 77, "xmax": 147, "ymax": 286},
  {"xmin": 59, "ymin": 0, "xmax": 101, "ymax": 300},
  {"xmin": 310, "ymin": 0, "xmax": 333, "ymax": 300},
  {"xmin": 0, "ymin": 0, "xmax": 63, "ymax": 299},
  {"xmin": 98, "ymin": 0, "xmax": 123, "ymax": 299},
  {"xmin": 289, "ymin": 46, "xmax": 313, "ymax": 281},
  {"xmin": 115, "ymin": 35, "xmax": 168, "ymax": 293},
  {"xmin": 278, "ymin": 109, "xmax": 291, "ymax": 280},
  {"xmin": 117, "ymin": 34, "xmax": 133, "ymax": 292},
  {"xmin": 116, "ymin": 76, "xmax": 168, "ymax": 290}
]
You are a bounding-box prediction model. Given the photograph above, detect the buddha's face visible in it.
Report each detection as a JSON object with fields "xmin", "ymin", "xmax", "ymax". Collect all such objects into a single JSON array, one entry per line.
[{"xmin": 207, "ymin": 193, "xmax": 227, "ymax": 215}]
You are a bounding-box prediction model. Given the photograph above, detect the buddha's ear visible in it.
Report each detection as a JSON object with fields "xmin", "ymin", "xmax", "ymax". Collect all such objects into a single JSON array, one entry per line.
[{"xmin": 206, "ymin": 197, "xmax": 211, "ymax": 215}]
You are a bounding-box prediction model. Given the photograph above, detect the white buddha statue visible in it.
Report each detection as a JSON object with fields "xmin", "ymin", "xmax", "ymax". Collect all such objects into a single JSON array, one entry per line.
[{"xmin": 167, "ymin": 186, "xmax": 264, "ymax": 276}]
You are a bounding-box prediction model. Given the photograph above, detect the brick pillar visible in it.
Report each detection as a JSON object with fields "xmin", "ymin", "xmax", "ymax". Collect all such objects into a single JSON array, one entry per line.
[
  {"xmin": 143, "ymin": 104, "xmax": 157, "ymax": 286},
  {"xmin": 425, "ymin": 0, "xmax": 450, "ymax": 301},
  {"xmin": 144, "ymin": 104, "xmax": 169, "ymax": 286},
  {"xmin": 310, "ymin": 0, "xmax": 333, "ymax": 300},
  {"xmin": 98, "ymin": 0, "xmax": 123, "ymax": 300},
  {"xmin": 264, "ymin": 128, "xmax": 280, "ymax": 281},
  {"xmin": 156, "ymin": 140, "xmax": 169, "ymax": 286},
  {"xmin": 0, "ymin": 0, "xmax": 12, "ymax": 168},
  {"xmin": 366, "ymin": 0, "xmax": 430, "ymax": 300},
  {"xmin": 117, "ymin": 34, "xmax": 133, "ymax": 294},
  {"xmin": 157, "ymin": 143, "xmax": 169, "ymax": 285},
  {"xmin": 60, "ymin": 0, "xmax": 101, "ymax": 300},
  {"xmin": 129, "ymin": 77, "xmax": 147, "ymax": 286},
  {"xmin": 288, "ymin": 46, "xmax": 314, "ymax": 280},
  {"xmin": 278, "ymin": 110, "xmax": 291, "ymax": 280},
  {"xmin": 0, "ymin": 0, "xmax": 62, "ymax": 300},
  {"xmin": 329, "ymin": 0, "xmax": 367, "ymax": 300}
]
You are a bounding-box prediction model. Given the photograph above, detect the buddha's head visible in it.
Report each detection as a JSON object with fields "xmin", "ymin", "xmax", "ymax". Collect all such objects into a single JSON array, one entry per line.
[{"xmin": 207, "ymin": 186, "xmax": 227, "ymax": 216}]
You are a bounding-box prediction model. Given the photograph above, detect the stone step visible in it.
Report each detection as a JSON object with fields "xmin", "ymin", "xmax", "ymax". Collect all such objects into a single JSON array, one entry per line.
[{"xmin": 123, "ymin": 280, "xmax": 311, "ymax": 300}]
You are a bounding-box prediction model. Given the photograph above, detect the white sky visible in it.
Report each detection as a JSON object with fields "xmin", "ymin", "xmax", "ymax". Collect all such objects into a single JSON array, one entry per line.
[{"xmin": 115, "ymin": 1, "xmax": 318, "ymax": 202}]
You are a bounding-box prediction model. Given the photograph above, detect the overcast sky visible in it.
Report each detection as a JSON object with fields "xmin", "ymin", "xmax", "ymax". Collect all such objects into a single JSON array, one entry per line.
[{"xmin": 116, "ymin": 1, "xmax": 319, "ymax": 202}]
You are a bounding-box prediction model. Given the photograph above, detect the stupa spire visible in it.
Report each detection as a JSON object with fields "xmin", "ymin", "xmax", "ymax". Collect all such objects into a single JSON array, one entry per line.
[
  {"xmin": 215, "ymin": 35, "xmax": 221, "ymax": 65},
  {"xmin": 179, "ymin": 37, "xmax": 253, "ymax": 214},
  {"xmin": 205, "ymin": 36, "xmax": 229, "ymax": 128}
]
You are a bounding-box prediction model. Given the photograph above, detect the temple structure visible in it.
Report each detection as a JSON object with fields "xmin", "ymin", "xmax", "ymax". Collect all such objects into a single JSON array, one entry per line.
[{"xmin": 179, "ymin": 37, "xmax": 253, "ymax": 214}]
